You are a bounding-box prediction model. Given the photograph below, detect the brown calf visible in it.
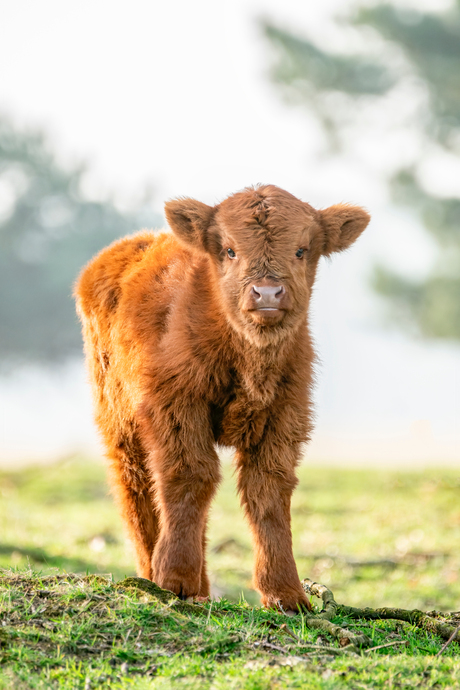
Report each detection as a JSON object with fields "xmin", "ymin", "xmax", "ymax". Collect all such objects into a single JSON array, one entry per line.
[{"xmin": 75, "ymin": 184, "xmax": 369, "ymax": 613}]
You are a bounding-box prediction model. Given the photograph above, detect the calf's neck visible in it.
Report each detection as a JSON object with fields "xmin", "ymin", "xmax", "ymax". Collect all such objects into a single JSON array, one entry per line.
[{"xmin": 75, "ymin": 184, "xmax": 370, "ymax": 613}]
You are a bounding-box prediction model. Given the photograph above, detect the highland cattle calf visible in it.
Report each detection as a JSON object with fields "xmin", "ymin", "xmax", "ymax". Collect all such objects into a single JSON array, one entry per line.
[{"xmin": 75, "ymin": 184, "xmax": 370, "ymax": 613}]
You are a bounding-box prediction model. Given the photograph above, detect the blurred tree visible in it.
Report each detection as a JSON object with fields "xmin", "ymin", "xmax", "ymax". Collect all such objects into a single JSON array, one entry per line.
[
  {"xmin": 0, "ymin": 117, "xmax": 161, "ymax": 365},
  {"xmin": 264, "ymin": 2, "xmax": 460, "ymax": 340}
]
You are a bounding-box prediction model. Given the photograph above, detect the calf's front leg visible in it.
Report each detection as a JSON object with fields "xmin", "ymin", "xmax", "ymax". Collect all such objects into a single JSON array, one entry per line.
[
  {"xmin": 236, "ymin": 443, "xmax": 311, "ymax": 613},
  {"xmin": 141, "ymin": 397, "xmax": 221, "ymax": 599},
  {"xmin": 146, "ymin": 436, "xmax": 220, "ymax": 599}
]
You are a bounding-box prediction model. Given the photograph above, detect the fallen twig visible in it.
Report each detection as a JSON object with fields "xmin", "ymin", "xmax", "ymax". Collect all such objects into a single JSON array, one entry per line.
[
  {"xmin": 436, "ymin": 624, "xmax": 460, "ymax": 657},
  {"xmin": 279, "ymin": 623, "xmax": 300, "ymax": 641},
  {"xmin": 338, "ymin": 604, "xmax": 460, "ymax": 642},
  {"xmin": 301, "ymin": 579, "xmax": 371, "ymax": 649},
  {"xmin": 299, "ymin": 552, "xmax": 449, "ymax": 569},
  {"xmin": 302, "ymin": 578, "xmax": 460, "ymax": 646},
  {"xmin": 254, "ymin": 640, "xmax": 289, "ymax": 654},
  {"xmin": 364, "ymin": 640, "xmax": 408, "ymax": 653},
  {"xmin": 254, "ymin": 640, "xmax": 358, "ymax": 656}
]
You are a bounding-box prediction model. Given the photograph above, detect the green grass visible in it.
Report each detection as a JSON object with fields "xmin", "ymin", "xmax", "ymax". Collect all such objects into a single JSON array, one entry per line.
[
  {"xmin": 0, "ymin": 570, "xmax": 459, "ymax": 689},
  {"xmin": 0, "ymin": 457, "xmax": 459, "ymax": 688}
]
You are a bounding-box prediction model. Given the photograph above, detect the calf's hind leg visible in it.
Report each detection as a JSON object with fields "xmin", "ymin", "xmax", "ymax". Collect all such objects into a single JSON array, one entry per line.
[
  {"xmin": 198, "ymin": 523, "xmax": 211, "ymax": 599},
  {"xmin": 108, "ymin": 438, "xmax": 160, "ymax": 581}
]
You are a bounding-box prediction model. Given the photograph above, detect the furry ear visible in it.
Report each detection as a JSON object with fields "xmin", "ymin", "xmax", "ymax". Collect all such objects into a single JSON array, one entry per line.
[
  {"xmin": 319, "ymin": 204, "xmax": 370, "ymax": 256},
  {"xmin": 164, "ymin": 198, "xmax": 215, "ymax": 253}
]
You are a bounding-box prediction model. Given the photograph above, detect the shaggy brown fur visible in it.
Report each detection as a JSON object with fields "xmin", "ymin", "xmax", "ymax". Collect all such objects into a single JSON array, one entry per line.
[{"xmin": 75, "ymin": 184, "xmax": 370, "ymax": 613}]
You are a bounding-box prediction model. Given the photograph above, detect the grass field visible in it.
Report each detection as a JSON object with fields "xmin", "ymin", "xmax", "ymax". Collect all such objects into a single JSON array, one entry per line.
[{"xmin": 0, "ymin": 456, "xmax": 459, "ymax": 688}]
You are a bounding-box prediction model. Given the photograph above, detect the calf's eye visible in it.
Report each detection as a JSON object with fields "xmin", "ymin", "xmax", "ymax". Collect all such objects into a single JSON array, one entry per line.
[
  {"xmin": 227, "ymin": 248, "xmax": 236, "ymax": 259},
  {"xmin": 295, "ymin": 248, "xmax": 304, "ymax": 258}
]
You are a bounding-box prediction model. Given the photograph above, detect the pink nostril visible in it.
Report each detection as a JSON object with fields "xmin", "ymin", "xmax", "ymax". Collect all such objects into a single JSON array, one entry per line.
[{"xmin": 251, "ymin": 284, "xmax": 285, "ymax": 306}]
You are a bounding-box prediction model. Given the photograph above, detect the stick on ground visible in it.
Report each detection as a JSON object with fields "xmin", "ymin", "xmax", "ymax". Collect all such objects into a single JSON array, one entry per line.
[{"xmin": 301, "ymin": 578, "xmax": 460, "ymax": 649}]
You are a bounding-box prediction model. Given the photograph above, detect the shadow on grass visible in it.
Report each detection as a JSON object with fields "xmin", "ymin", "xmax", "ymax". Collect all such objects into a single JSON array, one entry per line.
[{"xmin": 0, "ymin": 543, "xmax": 103, "ymax": 574}]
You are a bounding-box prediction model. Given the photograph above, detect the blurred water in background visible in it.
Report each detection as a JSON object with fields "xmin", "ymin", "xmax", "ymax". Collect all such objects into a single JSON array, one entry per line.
[{"xmin": 0, "ymin": 0, "xmax": 459, "ymax": 466}]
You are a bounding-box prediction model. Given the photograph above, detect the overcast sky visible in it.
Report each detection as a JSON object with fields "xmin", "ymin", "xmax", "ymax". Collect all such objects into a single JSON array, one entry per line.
[{"xmin": 1, "ymin": 0, "xmax": 459, "ymax": 464}]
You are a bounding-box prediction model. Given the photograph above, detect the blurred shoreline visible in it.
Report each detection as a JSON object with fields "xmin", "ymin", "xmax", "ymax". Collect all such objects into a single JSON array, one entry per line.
[
  {"xmin": 1, "ymin": 358, "xmax": 458, "ymax": 470},
  {"xmin": 1, "ymin": 435, "xmax": 458, "ymax": 472}
]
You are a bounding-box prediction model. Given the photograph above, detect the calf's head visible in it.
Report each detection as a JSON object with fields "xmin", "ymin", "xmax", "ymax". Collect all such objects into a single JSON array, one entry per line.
[{"xmin": 165, "ymin": 185, "xmax": 370, "ymax": 347}]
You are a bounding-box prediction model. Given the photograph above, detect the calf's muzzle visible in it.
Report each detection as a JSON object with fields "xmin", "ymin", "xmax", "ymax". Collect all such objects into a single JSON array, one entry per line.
[{"xmin": 250, "ymin": 284, "xmax": 285, "ymax": 310}]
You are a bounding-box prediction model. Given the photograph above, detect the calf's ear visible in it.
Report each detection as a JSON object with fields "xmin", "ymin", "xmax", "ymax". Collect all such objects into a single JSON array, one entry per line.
[
  {"xmin": 319, "ymin": 204, "xmax": 370, "ymax": 256},
  {"xmin": 165, "ymin": 198, "xmax": 215, "ymax": 253}
]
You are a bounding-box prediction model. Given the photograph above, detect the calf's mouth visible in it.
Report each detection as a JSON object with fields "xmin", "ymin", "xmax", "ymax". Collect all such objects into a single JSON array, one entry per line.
[{"xmin": 248, "ymin": 307, "xmax": 285, "ymax": 325}]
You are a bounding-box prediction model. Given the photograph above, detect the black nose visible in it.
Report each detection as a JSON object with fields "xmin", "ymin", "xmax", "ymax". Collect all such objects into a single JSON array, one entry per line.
[{"xmin": 251, "ymin": 284, "xmax": 285, "ymax": 308}]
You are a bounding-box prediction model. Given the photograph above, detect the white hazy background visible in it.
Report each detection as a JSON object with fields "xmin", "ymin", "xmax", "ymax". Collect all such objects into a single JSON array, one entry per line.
[{"xmin": 0, "ymin": 0, "xmax": 459, "ymax": 466}]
